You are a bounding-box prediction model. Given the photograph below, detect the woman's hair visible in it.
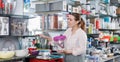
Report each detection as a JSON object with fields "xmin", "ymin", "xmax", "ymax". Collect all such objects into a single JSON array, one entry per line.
[{"xmin": 70, "ymin": 13, "xmax": 86, "ymax": 31}]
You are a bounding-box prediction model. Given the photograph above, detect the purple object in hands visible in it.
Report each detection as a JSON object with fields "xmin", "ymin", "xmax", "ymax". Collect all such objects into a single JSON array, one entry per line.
[
  {"xmin": 53, "ymin": 35, "xmax": 66, "ymax": 41},
  {"xmin": 53, "ymin": 35, "xmax": 66, "ymax": 48}
]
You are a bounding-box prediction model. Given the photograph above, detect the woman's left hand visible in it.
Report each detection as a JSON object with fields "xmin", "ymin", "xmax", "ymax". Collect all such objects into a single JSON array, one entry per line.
[
  {"xmin": 63, "ymin": 50, "xmax": 72, "ymax": 54},
  {"xmin": 57, "ymin": 50, "xmax": 64, "ymax": 53}
]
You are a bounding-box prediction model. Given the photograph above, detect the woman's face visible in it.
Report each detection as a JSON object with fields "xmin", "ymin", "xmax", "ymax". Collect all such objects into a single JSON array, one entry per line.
[{"xmin": 67, "ymin": 15, "xmax": 78, "ymax": 28}]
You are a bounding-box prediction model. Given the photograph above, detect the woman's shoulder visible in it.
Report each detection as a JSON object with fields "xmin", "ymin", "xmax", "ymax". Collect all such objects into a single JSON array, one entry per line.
[
  {"xmin": 78, "ymin": 28, "xmax": 87, "ymax": 35},
  {"xmin": 63, "ymin": 28, "xmax": 72, "ymax": 35},
  {"xmin": 65, "ymin": 28, "xmax": 72, "ymax": 32}
]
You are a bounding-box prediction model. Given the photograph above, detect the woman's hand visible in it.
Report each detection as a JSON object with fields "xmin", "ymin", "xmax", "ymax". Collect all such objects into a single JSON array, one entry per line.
[
  {"xmin": 63, "ymin": 50, "xmax": 72, "ymax": 54},
  {"xmin": 57, "ymin": 50, "xmax": 72, "ymax": 54},
  {"xmin": 39, "ymin": 34, "xmax": 47, "ymax": 38},
  {"xmin": 57, "ymin": 50, "xmax": 64, "ymax": 53}
]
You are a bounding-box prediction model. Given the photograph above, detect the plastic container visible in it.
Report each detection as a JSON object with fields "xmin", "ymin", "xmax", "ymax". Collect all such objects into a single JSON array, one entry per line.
[
  {"xmin": 0, "ymin": 51, "xmax": 15, "ymax": 58},
  {"xmin": 15, "ymin": 49, "xmax": 28, "ymax": 57},
  {"xmin": 30, "ymin": 50, "xmax": 39, "ymax": 55}
]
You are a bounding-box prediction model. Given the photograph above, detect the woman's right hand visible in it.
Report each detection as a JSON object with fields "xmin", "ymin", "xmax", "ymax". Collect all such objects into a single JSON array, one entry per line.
[
  {"xmin": 38, "ymin": 34, "xmax": 52, "ymax": 41},
  {"xmin": 39, "ymin": 34, "xmax": 47, "ymax": 38}
]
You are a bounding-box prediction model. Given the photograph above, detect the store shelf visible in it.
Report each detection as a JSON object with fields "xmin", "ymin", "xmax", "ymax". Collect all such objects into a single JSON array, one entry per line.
[
  {"xmin": 0, "ymin": 35, "xmax": 10, "ymax": 37},
  {"xmin": 10, "ymin": 15, "xmax": 34, "ymax": 19},
  {"xmin": 110, "ymin": 2, "xmax": 120, "ymax": 7},
  {"xmin": 36, "ymin": 10, "xmax": 68, "ymax": 14},
  {"xmin": 102, "ymin": 55, "xmax": 120, "ymax": 62},
  {"xmin": 32, "ymin": 0, "xmax": 60, "ymax": 3},
  {"xmin": 10, "ymin": 35, "xmax": 37, "ymax": 37},
  {"xmin": 113, "ymin": 33, "xmax": 120, "ymax": 35},
  {"xmin": 99, "ymin": 14, "xmax": 118, "ymax": 18},
  {"xmin": 110, "ymin": 42, "xmax": 120, "ymax": 44},
  {"xmin": 36, "ymin": 10, "xmax": 85, "ymax": 14},
  {"xmin": 86, "ymin": 15, "xmax": 98, "ymax": 19},
  {"xmin": 0, "ymin": 14, "xmax": 34, "ymax": 19},
  {"xmin": 47, "ymin": 29, "xmax": 66, "ymax": 31},
  {"xmin": 99, "ymin": 29, "xmax": 120, "ymax": 31},
  {"xmin": 0, "ymin": 14, "xmax": 11, "ymax": 17},
  {"xmin": 87, "ymin": 34, "xmax": 99, "ymax": 38}
]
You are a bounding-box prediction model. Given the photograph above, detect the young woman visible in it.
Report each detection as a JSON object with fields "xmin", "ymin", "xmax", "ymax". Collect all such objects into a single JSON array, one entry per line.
[{"xmin": 39, "ymin": 13, "xmax": 87, "ymax": 62}]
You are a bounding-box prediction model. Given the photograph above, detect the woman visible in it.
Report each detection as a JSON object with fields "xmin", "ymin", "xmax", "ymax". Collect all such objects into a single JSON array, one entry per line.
[{"xmin": 39, "ymin": 13, "xmax": 87, "ymax": 62}]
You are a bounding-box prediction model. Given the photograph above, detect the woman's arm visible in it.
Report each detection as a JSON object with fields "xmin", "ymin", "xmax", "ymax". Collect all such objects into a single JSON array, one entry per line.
[{"xmin": 39, "ymin": 34, "xmax": 52, "ymax": 41}]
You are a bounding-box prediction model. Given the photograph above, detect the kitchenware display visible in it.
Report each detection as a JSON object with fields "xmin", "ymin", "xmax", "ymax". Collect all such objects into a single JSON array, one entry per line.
[
  {"xmin": 2, "ymin": 39, "xmax": 16, "ymax": 51},
  {"xmin": 28, "ymin": 47, "xmax": 37, "ymax": 54},
  {"xmin": 11, "ymin": 18, "xmax": 29, "ymax": 36},
  {"xmin": 47, "ymin": 14, "xmax": 68, "ymax": 30},
  {"xmin": 109, "ymin": 6, "xmax": 117, "ymax": 16},
  {"xmin": 0, "ymin": 17, "xmax": 9, "ymax": 35},
  {"xmin": 0, "ymin": 37, "xmax": 19, "ymax": 51},
  {"xmin": 2, "ymin": 0, "xmax": 17, "ymax": 14},
  {"xmin": 0, "ymin": 51, "xmax": 15, "ymax": 59},
  {"xmin": 30, "ymin": 50, "xmax": 39, "ymax": 55},
  {"xmin": 39, "ymin": 49, "xmax": 51, "ymax": 59},
  {"xmin": 15, "ymin": 49, "xmax": 28, "ymax": 57}
]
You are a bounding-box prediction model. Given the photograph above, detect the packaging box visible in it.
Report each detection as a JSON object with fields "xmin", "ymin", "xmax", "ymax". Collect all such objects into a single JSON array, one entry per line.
[
  {"xmin": 50, "ymin": 1, "xmax": 67, "ymax": 11},
  {"xmin": 36, "ymin": 1, "xmax": 67, "ymax": 12},
  {"xmin": 116, "ymin": 7, "xmax": 120, "ymax": 15},
  {"xmin": 36, "ymin": 3, "xmax": 50, "ymax": 12},
  {"xmin": 110, "ymin": 0, "xmax": 119, "ymax": 4},
  {"xmin": 67, "ymin": 5, "xmax": 72, "ymax": 12}
]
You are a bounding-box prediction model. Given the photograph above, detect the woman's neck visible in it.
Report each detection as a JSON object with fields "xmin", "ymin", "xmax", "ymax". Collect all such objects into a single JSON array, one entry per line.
[{"xmin": 71, "ymin": 26, "xmax": 79, "ymax": 34}]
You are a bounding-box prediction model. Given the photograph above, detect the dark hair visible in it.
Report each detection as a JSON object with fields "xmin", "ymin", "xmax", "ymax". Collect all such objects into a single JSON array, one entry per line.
[{"xmin": 70, "ymin": 13, "xmax": 86, "ymax": 31}]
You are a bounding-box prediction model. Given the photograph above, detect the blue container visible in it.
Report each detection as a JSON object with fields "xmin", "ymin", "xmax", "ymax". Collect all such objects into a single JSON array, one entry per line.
[
  {"xmin": 103, "ymin": 0, "xmax": 110, "ymax": 4},
  {"xmin": 104, "ymin": 17, "xmax": 111, "ymax": 22}
]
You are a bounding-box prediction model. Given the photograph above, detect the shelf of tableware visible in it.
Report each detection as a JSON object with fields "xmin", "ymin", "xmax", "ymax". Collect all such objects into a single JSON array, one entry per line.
[{"xmin": 33, "ymin": 0, "xmax": 87, "ymax": 31}]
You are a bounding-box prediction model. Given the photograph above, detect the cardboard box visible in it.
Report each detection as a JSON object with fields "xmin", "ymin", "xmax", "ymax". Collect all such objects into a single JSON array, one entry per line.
[
  {"xmin": 36, "ymin": 3, "xmax": 50, "ymax": 12},
  {"xmin": 50, "ymin": 1, "xmax": 67, "ymax": 11},
  {"xmin": 116, "ymin": 7, "xmax": 120, "ymax": 14}
]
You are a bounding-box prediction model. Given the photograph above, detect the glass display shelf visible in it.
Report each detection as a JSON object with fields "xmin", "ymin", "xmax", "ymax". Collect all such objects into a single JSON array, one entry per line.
[
  {"xmin": 10, "ymin": 35, "xmax": 37, "ymax": 37},
  {"xmin": 87, "ymin": 33, "xmax": 99, "ymax": 38},
  {"xmin": 36, "ymin": 10, "xmax": 68, "ymax": 14},
  {"xmin": 99, "ymin": 29, "xmax": 120, "ymax": 31},
  {"xmin": 110, "ymin": 42, "xmax": 120, "ymax": 44},
  {"xmin": 86, "ymin": 14, "xmax": 119, "ymax": 19},
  {"xmin": 47, "ymin": 29, "xmax": 66, "ymax": 31},
  {"xmin": 0, "ymin": 14, "xmax": 34, "ymax": 19},
  {"xmin": 86, "ymin": 15, "xmax": 99, "ymax": 19},
  {"xmin": 99, "ymin": 14, "xmax": 118, "ymax": 18}
]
